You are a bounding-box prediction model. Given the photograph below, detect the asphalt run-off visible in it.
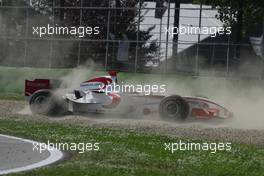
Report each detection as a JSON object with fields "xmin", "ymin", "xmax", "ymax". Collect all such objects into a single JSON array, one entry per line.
[{"xmin": 0, "ymin": 134, "xmax": 63, "ymax": 175}]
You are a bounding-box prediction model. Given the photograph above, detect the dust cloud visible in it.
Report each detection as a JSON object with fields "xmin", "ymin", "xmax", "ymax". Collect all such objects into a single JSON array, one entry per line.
[
  {"xmin": 163, "ymin": 76, "xmax": 264, "ymax": 130},
  {"xmin": 58, "ymin": 67, "xmax": 264, "ymax": 130},
  {"xmin": 55, "ymin": 60, "xmax": 102, "ymax": 92},
  {"xmin": 12, "ymin": 65, "xmax": 264, "ymax": 130}
]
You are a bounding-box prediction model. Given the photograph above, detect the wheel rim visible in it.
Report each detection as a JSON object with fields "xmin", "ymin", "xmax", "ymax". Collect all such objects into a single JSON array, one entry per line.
[
  {"xmin": 164, "ymin": 100, "xmax": 179, "ymax": 117},
  {"xmin": 34, "ymin": 95, "xmax": 50, "ymax": 110}
]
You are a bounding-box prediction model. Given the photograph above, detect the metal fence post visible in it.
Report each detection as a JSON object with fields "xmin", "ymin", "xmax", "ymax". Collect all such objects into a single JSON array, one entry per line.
[
  {"xmin": 158, "ymin": 17, "xmax": 162, "ymax": 63},
  {"xmin": 195, "ymin": 1, "xmax": 202, "ymax": 75},
  {"xmin": 105, "ymin": 0, "xmax": 111, "ymax": 71},
  {"xmin": 49, "ymin": 0, "xmax": 55, "ymax": 68},
  {"xmin": 173, "ymin": 0, "xmax": 180, "ymax": 70},
  {"xmin": 77, "ymin": 0, "xmax": 83, "ymax": 67},
  {"xmin": 226, "ymin": 9, "xmax": 232, "ymax": 76},
  {"xmin": 134, "ymin": 0, "xmax": 141, "ymax": 73},
  {"xmin": 23, "ymin": 6, "xmax": 29, "ymax": 67},
  {"xmin": 164, "ymin": 0, "xmax": 171, "ymax": 74},
  {"xmin": 226, "ymin": 33, "xmax": 231, "ymax": 76}
]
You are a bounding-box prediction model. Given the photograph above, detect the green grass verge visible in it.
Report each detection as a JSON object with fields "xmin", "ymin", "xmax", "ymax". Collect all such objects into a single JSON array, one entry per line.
[
  {"xmin": 0, "ymin": 93, "xmax": 24, "ymax": 101},
  {"xmin": 0, "ymin": 118, "xmax": 263, "ymax": 176},
  {"xmin": 0, "ymin": 66, "xmax": 71, "ymax": 94}
]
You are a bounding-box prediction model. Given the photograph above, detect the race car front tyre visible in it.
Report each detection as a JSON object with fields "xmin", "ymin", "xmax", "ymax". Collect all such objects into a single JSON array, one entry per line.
[
  {"xmin": 29, "ymin": 91, "xmax": 66, "ymax": 116},
  {"xmin": 159, "ymin": 95, "xmax": 190, "ymax": 121}
]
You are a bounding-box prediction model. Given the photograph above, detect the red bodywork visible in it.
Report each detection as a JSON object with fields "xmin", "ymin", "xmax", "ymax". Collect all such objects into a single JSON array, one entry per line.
[
  {"xmin": 25, "ymin": 79, "xmax": 51, "ymax": 97},
  {"xmin": 185, "ymin": 97, "xmax": 233, "ymax": 119},
  {"xmin": 191, "ymin": 108, "xmax": 220, "ymax": 119}
]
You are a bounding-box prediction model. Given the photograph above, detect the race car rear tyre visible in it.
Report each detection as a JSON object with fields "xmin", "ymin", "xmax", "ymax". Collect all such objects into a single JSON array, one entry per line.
[
  {"xmin": 29, "ymin": 91, "xmax": 66, "ymax": 116},
  {"xmin": 159, "ymin": 95, "xmax": 190, "ymax": 121}
]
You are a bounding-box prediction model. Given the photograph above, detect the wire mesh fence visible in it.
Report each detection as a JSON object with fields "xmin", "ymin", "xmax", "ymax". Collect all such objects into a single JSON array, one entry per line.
[{"xmin": 0, "ymin": 0, "xmax": 263, "ymax": 78}]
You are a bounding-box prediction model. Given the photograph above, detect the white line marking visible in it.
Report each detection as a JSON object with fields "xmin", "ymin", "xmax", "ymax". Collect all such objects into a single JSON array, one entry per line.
[{"xmin": 0, "ymin": 134, "xmax": 64, "ymax": 175}]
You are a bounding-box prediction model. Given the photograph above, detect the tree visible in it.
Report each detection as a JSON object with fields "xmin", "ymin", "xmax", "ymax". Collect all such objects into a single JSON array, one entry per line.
[
  {"xmin": 30, "ymin": 0, "xmax": 158, "ymax": 69},
  {"xmin": 203, "ymin": 0, "xmax": 264, "ymax": 37},
  {"xmin": 198, "ymin": 0, "xmax": 264, "ymax": 60}
]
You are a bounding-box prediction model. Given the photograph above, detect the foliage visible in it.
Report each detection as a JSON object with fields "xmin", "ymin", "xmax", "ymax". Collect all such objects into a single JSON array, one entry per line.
[
  {"xmin": 203, "ymin": 0, "xmax": 264, "ymax": 36},
  {"xmin": 30, "ymin": 0, "xmax": 158, "ymax": 67}
]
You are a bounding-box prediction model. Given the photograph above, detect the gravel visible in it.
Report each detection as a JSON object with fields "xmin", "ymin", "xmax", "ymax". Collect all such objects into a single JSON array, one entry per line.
[{"xmin": 0, "ymin": 100, "xmax": 263, "ymax": 146}]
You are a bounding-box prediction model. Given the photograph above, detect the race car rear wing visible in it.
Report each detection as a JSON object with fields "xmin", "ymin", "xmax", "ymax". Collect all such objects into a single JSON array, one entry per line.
[
  {"xmin": 25, "ymin": 79, "xmax": 61, "ymax": 97},
  {"xmin": 25, "ymin": 71, "xmax": 117, "ymax": 97}
]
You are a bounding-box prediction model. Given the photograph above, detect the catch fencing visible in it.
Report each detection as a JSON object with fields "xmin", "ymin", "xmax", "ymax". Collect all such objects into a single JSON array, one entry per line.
[{"xmin": 0, "ymin": 0, "xmax": 263, "ymax": 78}]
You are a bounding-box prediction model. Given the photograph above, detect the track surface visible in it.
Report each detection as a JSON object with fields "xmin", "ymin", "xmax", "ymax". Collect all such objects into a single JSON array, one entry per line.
[
  {"xmin": 0, "ymin": 134, "xmax": 63, "ymax": 175},
  {"xmin": 0, "ymin": 100, "xmax": 264, "ymax": 146},
  {"xmin": 0, "ymin": 135, "xmax": 49, "ymax": 171}
]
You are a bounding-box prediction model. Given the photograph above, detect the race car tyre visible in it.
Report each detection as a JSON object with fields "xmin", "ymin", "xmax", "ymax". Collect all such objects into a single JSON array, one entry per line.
[
  {"xmin": 159, "ymin": 95, "xmax": 190, "ymax": 120},
  {"xmin": 29, "ymin": 91, "xmax": 66, "ymax": 116}
]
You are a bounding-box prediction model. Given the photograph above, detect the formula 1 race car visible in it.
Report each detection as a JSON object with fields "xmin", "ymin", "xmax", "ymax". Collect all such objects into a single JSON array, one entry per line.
[{"xmin": 24, "ymin": 71, "xmax": 233, "ymax": 120}]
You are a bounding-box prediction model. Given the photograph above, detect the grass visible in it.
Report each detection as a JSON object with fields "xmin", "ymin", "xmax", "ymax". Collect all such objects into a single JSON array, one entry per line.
[
  {"xmin": 0, "ymin": 118, "xmax": 263, "ymax": 176},
  {"xmin": 0, "ymin": 92, "xmax": 24, "ymax": 101},
  {"xmin": 0, "ymin": 66, "xmax": 70, "ymax": 93},
  {"xmin": 0, "ymin": 67, "xmax": 71, "ymax": 100}
]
